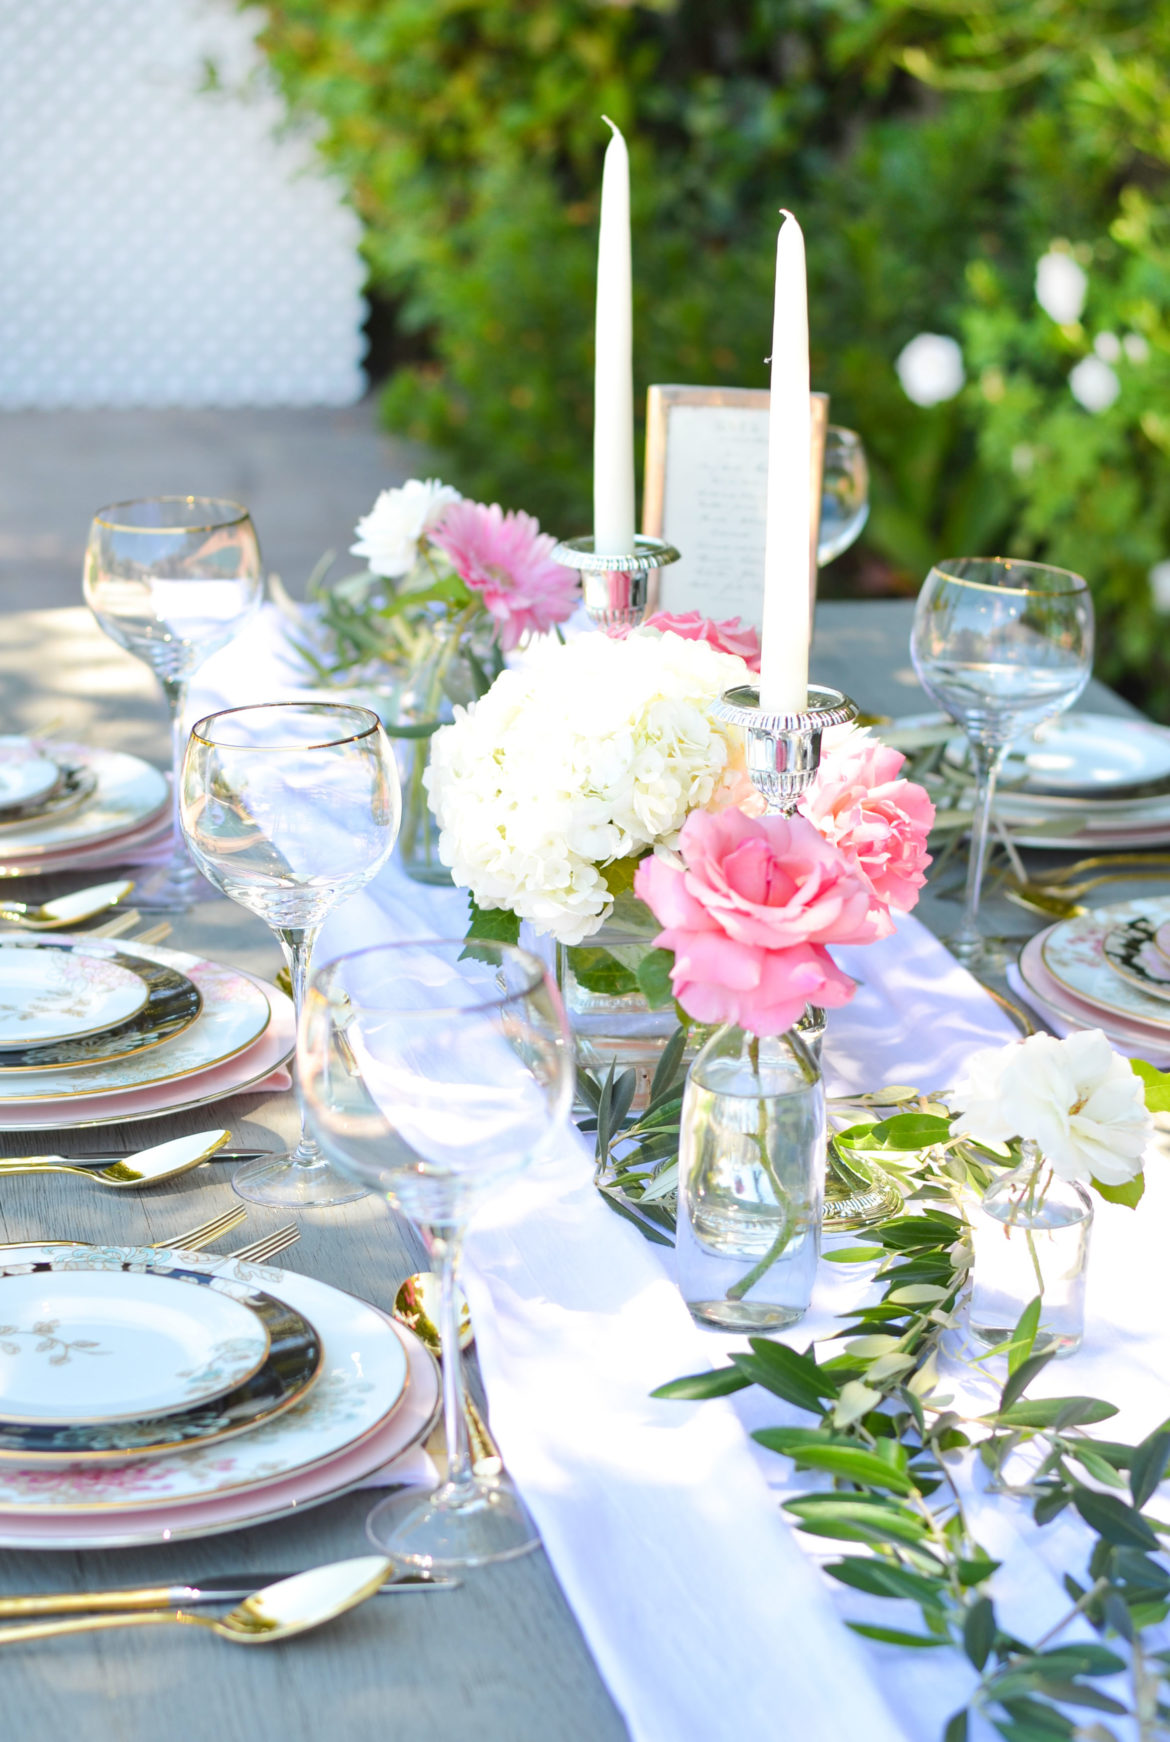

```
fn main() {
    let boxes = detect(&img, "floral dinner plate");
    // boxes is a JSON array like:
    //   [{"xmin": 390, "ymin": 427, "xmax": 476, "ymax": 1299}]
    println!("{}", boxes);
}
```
[
  {"xmin": 0, "ymin": 946, "xmax": 201, "ymax": 1073},
  {"xmin": 1040, "ymin": 896, "xmax": 1170, "ymax": 1031},
  {"xmin": 1102, "ymin": 918, "xmax": 1170, "ymax": 1005},
  {"xmin": 0, "ymin": 743, "xmax": 61, "ymax": 813},
  {"xmin": 0, "ymin": 938, "xmax": 149, "ymax": 1046}
]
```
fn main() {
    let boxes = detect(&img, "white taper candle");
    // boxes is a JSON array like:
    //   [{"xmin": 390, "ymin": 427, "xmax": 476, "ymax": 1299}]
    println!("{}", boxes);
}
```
[
  {"xmin": 758, "ymin": 210, "xmax": 811, "ymax": 713},
  {"xmin": 593, "ymin": 117, "xmax": 636, "ymax": 556}
]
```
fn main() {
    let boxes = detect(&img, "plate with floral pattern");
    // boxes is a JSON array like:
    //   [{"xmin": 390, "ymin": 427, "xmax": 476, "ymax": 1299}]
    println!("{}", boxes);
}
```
[
  {"xmin": 0, "ymin": 1265, "xmax": 271, "ymax": 1425},
  {"xmin": 1102, "ymin": 917, "xmax": 1170, "ymax": 1005},
  {"xmin": 0, "ymin": 744, "xmax": 168, "ymax": 860},
  {"xmin": 0, "ymin": 944, "xmax": 201, "ymax": 1073},
  {"xmin": 0, "ymin": 742, "xmax": 62, "ymax": 813},
  {"xmin": 0, "ymin": 939, "xmax": 149, "ymax": 1046},
  {"xmin": 1041, "ymin": 896, "xmax": 1170, "ymax": 1030},
  {"xmin": 0, "ymin": 1255, "xmax": 322, "ymax": 1465},
  {"xmin": 0, "ymin": 1244, "xmax": 410, "ymax": 1513}
]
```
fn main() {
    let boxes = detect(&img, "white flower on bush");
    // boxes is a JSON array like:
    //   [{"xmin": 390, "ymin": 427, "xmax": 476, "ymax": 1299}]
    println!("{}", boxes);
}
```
[
  {"xmin": 1124, "ymin": 332, "xmax": 1150, "ymax": 364},
  {"xmin": 1094, "ymin": 331, "xmax": 1121, "ymax": 363},
  {"xmin": 1035, "ymin": 251, "xmax": 1087, "ymax": 324},
  {"xmin": 1069, "ymin": 355, "xmax": 1120, "ymax": 413},
  {"xmin": 949, "ymin": 1029, "xmax": 1152, "ymax": 1187},
  {"xmin": 895, "ymin": 333, "xmax": 965, "ymax": 407},
  {"xmin": 1150, "ymin": 561, "xmax": 1170, "ymax": 614},
  {"xmin": 424, "ymin": 631, "xmax": 751, "ymax": 944},
  {"xmin": 351, "ymin": 478, "xmax": 462, "ymax": 578}
]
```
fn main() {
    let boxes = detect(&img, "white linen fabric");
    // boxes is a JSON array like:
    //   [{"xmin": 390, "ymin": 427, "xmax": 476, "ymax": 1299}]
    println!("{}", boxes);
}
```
[{"xmin": 191, "ymin": 613, "xmax": 1168, "ymax": 1742}]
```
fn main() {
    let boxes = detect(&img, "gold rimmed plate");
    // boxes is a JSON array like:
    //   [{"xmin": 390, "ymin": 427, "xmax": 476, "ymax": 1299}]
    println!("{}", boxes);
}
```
[
  {"xmin": 0, "ymin": 938, "xmax": 150, "ymax": 1047},
  {"xmin": 0, "ymin": 946, "xmax": 201, "ymax": 1073},
  {"xmin": 1102, "ymin": 916, "xmax": 1170, "ymax": 1005},
  {"xmin": 0, "ymin": 764, "xmax": 97, "ymax": 832},
  {"xmin": 1040, "ymin": 895, "xmax": 1170, "ymax": 1030}
]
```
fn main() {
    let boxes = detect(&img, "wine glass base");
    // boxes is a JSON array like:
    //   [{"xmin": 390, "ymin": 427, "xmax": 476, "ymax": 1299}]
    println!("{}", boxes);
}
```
[
  {"xmin": 365, "ymin": 1474, "xmax": 539, "ymax": 1571},
  {"xmin": 231, "ymin": 1152, "xmax": 369, "ymax": 1208},
  {"xmin": 945, "ymin": 933, "xmax": 1017, "ymax": 975},
  {"xmin": 131, "ymin": 861, "xmax": 201, "ymax": 913}
]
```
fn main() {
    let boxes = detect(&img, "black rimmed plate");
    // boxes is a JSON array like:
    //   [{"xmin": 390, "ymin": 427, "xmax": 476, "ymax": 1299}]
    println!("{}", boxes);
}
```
[
  {"xmin": 0, "ymin": 1253, "xmax": 323, "ymax": 1465},
  {"xmin": 0, "ymin": 945, "xmax": 202, "ymax": 1073}
]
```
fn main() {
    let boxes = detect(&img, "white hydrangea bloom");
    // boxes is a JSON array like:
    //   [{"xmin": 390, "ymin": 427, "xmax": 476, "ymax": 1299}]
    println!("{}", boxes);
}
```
[
  {"xmin": 895, "ymin": 333, "xmax": 965, "ymax": 407},
  {"xmin": 1069, "ymin": 355, "xmax": 1120, "ymax": 413},
  {"xmin": 1035, "ymin": 251, "xmax": 1087, "ymax": 324},
  {"xmin": 949, "ymin": 1029, "xmax": 1152, "ymax": 1186},
  {"xmin": 350, "ymin": 478, "xmax": 462, "ymax": 578},
  {"xmin": 424, "ymin": 631, "xmax": 751, "ymax": 944}
]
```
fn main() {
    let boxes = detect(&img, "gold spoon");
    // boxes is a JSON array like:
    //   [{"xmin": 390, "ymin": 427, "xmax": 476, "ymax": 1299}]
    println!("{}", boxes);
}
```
[
  {"xmin": 0, "ymin": 880, "xmax": 134, "ymax": 931},
  {"xmin": 0, "ymin": 1129, "xmax": 231, "ymax": 1188},
  {"xmin": 393, "ymin": 1273, "xmax": 501, "ymax": 1476},
  {"xmin": 0, "ymin": 1557, "xmax": 392, "ymax": 1648}
]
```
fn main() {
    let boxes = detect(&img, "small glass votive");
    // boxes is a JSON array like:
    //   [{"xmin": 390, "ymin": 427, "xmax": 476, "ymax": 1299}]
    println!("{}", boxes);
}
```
[
  {"xmin": 968, "ymin": 1165, "xmax": 1093, "ymax": 1358},
  {"xmin": 676, "ymin": 1023, "xmax": 825, "ymax": 1331}
]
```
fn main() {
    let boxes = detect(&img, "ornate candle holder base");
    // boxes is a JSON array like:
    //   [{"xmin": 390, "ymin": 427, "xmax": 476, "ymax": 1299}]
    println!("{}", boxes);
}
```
[
  {"xmin": 550, "ymin": 534, "xmax": 680, "ymax": 633},
  {"xmin": 716, "ymin": 681, "xmax": 897, "ymax": 1230}
]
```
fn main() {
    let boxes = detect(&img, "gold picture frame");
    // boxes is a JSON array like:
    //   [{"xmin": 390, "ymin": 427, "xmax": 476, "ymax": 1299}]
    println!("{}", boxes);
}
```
[{"xmin": 641, "ymin": 385, "xmax": 829, "ymax": 623}]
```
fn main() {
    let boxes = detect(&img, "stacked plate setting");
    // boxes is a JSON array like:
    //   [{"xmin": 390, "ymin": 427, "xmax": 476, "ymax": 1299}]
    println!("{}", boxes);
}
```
[
  {"xmin": 0, "ymin": 735, "xmax": 170, "ymax": 873},
  {"xmin": 1015, "ymin": 895, "xmax": 1170, "ymax": 1063},
  {"xmin": 0, "ymin": 933, "xmax": 297, "ymax": 1130},
  {"xmin": 0, "ymin": 1244, "xmax": 440, "ymax": 1548}
]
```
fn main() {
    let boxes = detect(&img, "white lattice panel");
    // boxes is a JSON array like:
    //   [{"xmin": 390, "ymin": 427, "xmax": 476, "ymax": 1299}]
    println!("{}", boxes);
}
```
[{"xmin": 0, "ymin": 0, "xmax": 366, "ymax": 407}]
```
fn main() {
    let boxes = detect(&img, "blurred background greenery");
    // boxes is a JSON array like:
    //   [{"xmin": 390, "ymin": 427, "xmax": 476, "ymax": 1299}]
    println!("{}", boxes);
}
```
[{"xmin": 245, "ymin": 0, "xmax": 1170, "ymax": 713}]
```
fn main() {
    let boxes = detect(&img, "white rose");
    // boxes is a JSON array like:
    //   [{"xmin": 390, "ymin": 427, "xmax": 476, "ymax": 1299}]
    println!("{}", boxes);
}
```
[{"xmin": 350, "ymin": 478, "xmax": 462, "ymax": 578}]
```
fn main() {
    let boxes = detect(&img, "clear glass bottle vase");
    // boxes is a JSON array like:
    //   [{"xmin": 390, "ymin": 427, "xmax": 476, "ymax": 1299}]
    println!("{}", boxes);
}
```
[
  {"xmin": 968, "ymin": 1145, "xmax": 1093, "ymax": 1358},
  {"xmin": 677, "ymin": 1023, "xmax": 825, "ymax": 1331}
]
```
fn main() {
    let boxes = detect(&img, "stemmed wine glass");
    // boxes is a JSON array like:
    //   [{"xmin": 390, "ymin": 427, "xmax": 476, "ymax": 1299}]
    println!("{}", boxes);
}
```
[
  {"xmin": 911, "ymin": 557, "xmax": 1094, "ymax": 966},
  {"xmin": 180, "ymin": 703, "xmax": 401, "ymax": 1208},
  {"xmin": 83, "ymin": 498, "xmax": 263, "ymax": 907},
  {"xmin": 817, "ymin": 427, "xmax": 869, "ymax": 566},
  {"xmin": 299, "ymin": 939, "xmax": 573, "ymax": 1569}
]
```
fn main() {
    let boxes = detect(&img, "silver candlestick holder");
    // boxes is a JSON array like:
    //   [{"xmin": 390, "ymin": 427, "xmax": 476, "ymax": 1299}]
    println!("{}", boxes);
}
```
[
  {"xmin": 550, "ymin": 534, "xmax": 680, "ymax": 633},
  {"xmin": 716, "ymin": 679, "xmax": 901, "ymax": 1232}
]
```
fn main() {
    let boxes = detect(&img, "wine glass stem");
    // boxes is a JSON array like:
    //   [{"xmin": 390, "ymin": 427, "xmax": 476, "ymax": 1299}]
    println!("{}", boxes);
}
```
[
  {"xmin": 422, "ymin": 1223, "xmax": 474, "ymax": 1494},
  {"xmin": 955, "ymin": 740, "xmax": 1008, "ymax": 963},
  {"xmin": 276, "ymin": 922, "xmax": 324, "ymax": 1168},
  {"xmin": 162, "ymin": 676, "xmax": 190, "ymax": 869}
]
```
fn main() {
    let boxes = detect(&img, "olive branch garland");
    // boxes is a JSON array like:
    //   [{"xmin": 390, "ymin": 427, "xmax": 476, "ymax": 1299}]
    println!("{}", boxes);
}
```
[{"xmin": 577, "ymin": 1051, "xmax": 1170, "ymax": 1742}]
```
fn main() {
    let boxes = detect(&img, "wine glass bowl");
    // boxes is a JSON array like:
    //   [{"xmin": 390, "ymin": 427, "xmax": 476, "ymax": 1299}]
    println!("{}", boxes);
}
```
[
  {"xmin": 181, "ymin": 702, "xmax": 401, "ymax": 1208},
  {"xmin": 817, "ymin": 427, "xmax": 869, "ymax": 567},
  {"xmin": 911, "ymin": 557, "xmax": 1094, "ymax": 965},
  {"xmin": 83, "ymin": 497, "xmax": 263, "ymax": 906},
  {"xmin": 300, "ymin": 939, "xmax": 573, "ymax": 1569}
]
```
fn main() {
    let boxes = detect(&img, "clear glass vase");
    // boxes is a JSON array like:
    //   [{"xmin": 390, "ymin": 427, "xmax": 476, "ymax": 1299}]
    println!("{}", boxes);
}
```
[
  {"xmin": 677, "ymin": 1023, "xmax": 825, "ymax": 1331},
  {"xmin": 969, "ymin": 1149, "xmax": 1093, "ymax": 1358},
  {"xmin": 393, "ymin": 619, "xmax": 489, "ymax": 886},
  {"xmin": 555, "ymin": 927, "xmax": 698, "ymax": 1111}
]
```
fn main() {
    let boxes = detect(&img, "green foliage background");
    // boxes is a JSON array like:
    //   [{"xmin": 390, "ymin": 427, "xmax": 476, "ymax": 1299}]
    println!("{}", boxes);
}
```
[{"xmin": 246, "ymin": 0, "xmax": 1170, "ymax": 714}]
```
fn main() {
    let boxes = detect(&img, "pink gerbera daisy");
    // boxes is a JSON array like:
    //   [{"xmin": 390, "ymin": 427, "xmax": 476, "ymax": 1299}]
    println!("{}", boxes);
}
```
[{"xmin": 430, "ymin": 500, "xmax": 578, "ymax": 651}]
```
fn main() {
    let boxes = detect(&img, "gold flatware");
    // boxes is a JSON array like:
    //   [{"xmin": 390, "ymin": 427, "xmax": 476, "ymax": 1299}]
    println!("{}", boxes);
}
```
[
  {"xmin": 0, "ymin": 1558, "xmax": 392, "ymax": 1648},
  {"xmin": 0, "ymin": 1205, "xmax": 248, "ymax": 1257},
  {"xmin": 393, "ymin": 1273, "xmax": 500, "ymax": 1477},
  {"xmin": 0, "ymin": 1129, "xmax": 230, "ymax": 1189},
  {"xmin": 1016, "ymin": 851, "xmax": 1170, "ymax": 885},
  {"xmin": 0, "ymin": 880, "xmax": 134, "ymax": 931},
  {"xmin": 228, "ymin": 1223, "xmax": 300, "ymax": 1263},
  {"xmin": 0, "ymin": 1566, "xmax": 459, "ymax": 1617}
]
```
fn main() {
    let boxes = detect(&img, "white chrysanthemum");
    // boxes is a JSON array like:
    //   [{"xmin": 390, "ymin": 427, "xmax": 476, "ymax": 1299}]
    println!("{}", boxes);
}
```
[
  {"xmin": 950, "ymin": 1029, "xmax": 1152, "ymax": 1186},
  {"xmin": 351, "ymin": 478, "xmax": 462, "ymax": 578},
  {"xmin": 895, "ymin": 333, "xmax": 965, "ymax": 407},
  {"xmin": 1035, "ymin": 251, "xmax": 1087, "ymax": 324},
  {"xmin": 424, "ymin": 631, "xmax": 751, "ymax": 944}
]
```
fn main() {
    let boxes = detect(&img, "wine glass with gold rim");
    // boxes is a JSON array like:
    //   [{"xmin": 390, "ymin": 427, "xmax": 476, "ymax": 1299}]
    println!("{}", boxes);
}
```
[{"xmin": 181, "ymin": 702, "xmax": 401, "ymax": 1208}]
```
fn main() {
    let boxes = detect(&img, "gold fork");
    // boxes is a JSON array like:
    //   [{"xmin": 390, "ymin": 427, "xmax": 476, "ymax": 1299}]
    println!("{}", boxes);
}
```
[
  {"xmin": 227, "ymin": 1224, "xmax": 300, "ymax": 1264},
  {"xmin": 0, "ymin": 1205, "xmax": 247, "ymax": 1256}
]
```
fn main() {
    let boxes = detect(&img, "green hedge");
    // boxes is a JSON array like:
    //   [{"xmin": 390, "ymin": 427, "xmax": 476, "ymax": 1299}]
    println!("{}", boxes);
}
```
[{"xmin": 247, "ymin": 0, "xmax": 1170, "ymax": 712}]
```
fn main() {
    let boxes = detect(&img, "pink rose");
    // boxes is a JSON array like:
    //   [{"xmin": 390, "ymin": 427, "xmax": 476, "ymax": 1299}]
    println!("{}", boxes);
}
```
[
  {"xmin": 638, "ymin": 612, "xmax": 762, "ymax": 671},
  {"xmin": 633, "ymin": 807, "xmax": 883, "ymax": 1035},
  {"xmin": 801, "ymin": 734, "xmax": 934, "ymax": 913}
]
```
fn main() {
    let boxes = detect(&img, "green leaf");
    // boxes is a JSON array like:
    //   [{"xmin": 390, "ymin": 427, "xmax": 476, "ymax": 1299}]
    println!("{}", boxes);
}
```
[
  {"xmin": 1007, "ymin": 1297, "xmax": 1042, "ymax": 1376},
  {"xmin": 1068, "ymin": 1445, "xmax": 1128, "ymax": 1490},
  {"xmin": 635, "ymin": 949, "xmax": 676, "ymax": 1010},
  {"xmin": 943, "ymin": 1710, "xmax": 969, "ymax": 1742},
  {"xmin": 783, "ymin": 1494, "xmax": 930, "ymax": 1546},
  {"xmin": 865, "ymin": 1112, "xmax": 954, "ymax": 1148},
  {"xmin": 651, "ymin": 1368, "xmax": 749, "ymax": 1401},
  {"xmin": 1034, "ymin": 1644, "xmax": 1125, "ymax": 1676},
  {"xmin": 848, "ymin": 1623, "xmax": 949, "ymax": 1649},
  {"xmin": 1092, "ymin": 1172, "xmax": 1144, "ymax": 1208},
  {"xmin": 752, "ymin": 1438, "xmax": 914, "ymax": 1492},
  {"xmin": 566, "ymin": 946, "xmax": 640, "ymax": 997},
  {"xmin": 995, "ymin": 1398, "xmax": 1118, "ymax": 1430},
  {"xmin": 462, "ymin": 897, "xmax": 521, "ymax": 962},
  {"xmin": 731, "ymin": 1340, "xmax": 839, "ymax": 1413},
  {"xmin": 648, "ymin": 1024, "xmax": 688, "ymax": 1107},
  {"xmin": 1000, "ymin": 1348, "xmax": 1054, "ymax": 1411},
  {"xmin": 1129, "ymin": 1427, "xmax": 1170, "ymax": 1510},
  {"xmin": 963, "ymin": 1595, "xmax": 996, "ymax": 1669},
  {"xmin": 379, "ymin": 718, "xmax": 442, "ymax": 739},
  {"xmin": 827, "ymin": 1557, "xmax": 946, "ymax": 1606},
  {"xmin": 822, "ymin": 1246, "xmax": 884, "ymax": 1264},
  {"xmin": 1131, "ymin": 1056, "xmax": 1170, "ymax": 1114},
  {"xmin": 596, "ymin": 1189, "xmax": 674, "ymax": 1247},
  {"xmin": 1073, "ymin": 1487, "xmax": 1160, "ymax": 1550},
  {"xmin": 601, "ymin": 857, "xmax": 644, "ymax": 900}
]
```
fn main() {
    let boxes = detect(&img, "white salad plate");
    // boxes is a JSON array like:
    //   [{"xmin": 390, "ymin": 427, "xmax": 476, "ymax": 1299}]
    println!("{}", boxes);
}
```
[
  {"xmin": 0, "ymin": 1266, "xmax": 271, "ymax": 1426},
  {"xmin": 0, "ymin": 939, "xmax": 150, "ymax": 1046},
  {"xmin": 0, "ymin": 1245, "xmax": 416, "ymax": 1524},
  {"xmin": 0, "ymin": 937, "xmax": 271, "ymax": 1104},
  {"xmin": 0, "ymin": 743, "xmax": 167, "ymax": 860},
  {"xmin": 0, "ymin": 743, "xmax": 61, "ymax": 813},
  {"xmin": 944, "ymin": 712, "xmax": 1170, "ymax": 798},
  {"xmin": 1040, "ymin": 896, "xmax": 1170, "ymax": 1031}
]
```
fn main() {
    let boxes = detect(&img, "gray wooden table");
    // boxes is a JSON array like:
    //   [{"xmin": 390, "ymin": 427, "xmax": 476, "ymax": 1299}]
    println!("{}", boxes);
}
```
[{"xmin": 0, "ymin": 602, "xmax": 1142, "ymax": 1742}]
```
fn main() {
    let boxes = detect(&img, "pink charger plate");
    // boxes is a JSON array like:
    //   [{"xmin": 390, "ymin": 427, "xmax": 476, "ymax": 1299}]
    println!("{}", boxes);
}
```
[
  {"xmin": 0, "ymin": 966, "xmax": 294, "ymax": 1131},
  {"xmin": 1018, "ymin": 930, "xmax": 1170, "ymax": 1048},
  {"xmin": 0, "ymin": 1314, "xmax": 440, "ymax": 1549}
]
